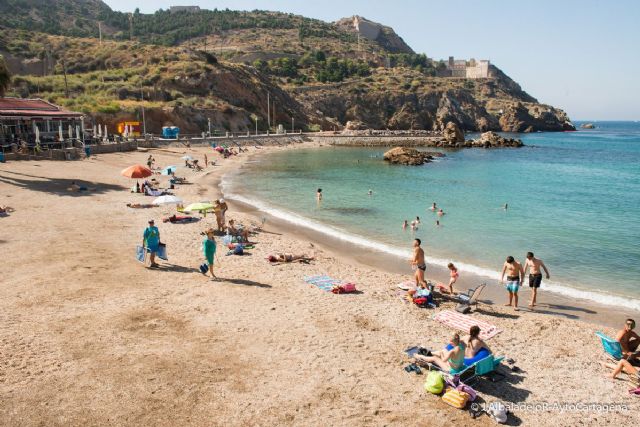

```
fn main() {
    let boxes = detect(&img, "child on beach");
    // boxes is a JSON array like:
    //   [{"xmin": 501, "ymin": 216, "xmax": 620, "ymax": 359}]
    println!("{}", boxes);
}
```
[
  {"xmin": 447, "ymin": 263, "xmax": 459, "ymax": 294},
  {"xmin": 202, "ymin": 228, "xmax": 217, "ymax": 280}
]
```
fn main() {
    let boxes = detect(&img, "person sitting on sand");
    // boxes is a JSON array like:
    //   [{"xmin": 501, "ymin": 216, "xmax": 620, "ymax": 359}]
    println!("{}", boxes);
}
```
[
  {"xmin": 500, "ymin": 255, "xmax": 524, "ymax": 311},
  {"xmin": 0, "ymin": 205, "xmax": 15, "ymax": 214},
  {"xmin": 127, "ymin": 203, "xmax": 158, "ymax": 209},
  {"xmin": 463, "ymin": 325, "xmax": 490, "ymax": 358},
  {"xmin": 193, "ymin": 159, "xmax": 203, "ymax": 171},
  {"xmin": 616, "ymin": 319, "xmax": 640, "ymax": 362},
  {"xmin": 185, "ymin": 159, "xmax": 194, "ymax": 168},
  {"xmin": 227, "ymin": 219, "xmax": 250, "ymax": 242},
  {"xmin": 413, "ymin": 333, "xmax": 466, "ymax": 373},
  {"xmin": 447, "ymin": 262, "xmax": 459, "ymax": 294},
  {"xmin": 267, "ymin": 253, "xmax": 315, "ymax": 263},
  {"xmin": 68, "ymin": 181, "xmax": 90, "ymax": 192}
]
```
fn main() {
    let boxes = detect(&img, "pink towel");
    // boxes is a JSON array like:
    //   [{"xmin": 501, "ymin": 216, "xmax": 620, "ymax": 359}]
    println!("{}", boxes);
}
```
[{"xmin": 433, "ymin": 310, "xmax": 502, "ymax": 340}]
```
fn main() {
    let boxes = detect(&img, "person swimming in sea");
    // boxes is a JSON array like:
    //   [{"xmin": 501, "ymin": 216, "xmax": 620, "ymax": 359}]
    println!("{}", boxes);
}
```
[
  {"xmin": 415, "ymin": 216, "xmax": 420, "ymax": 224},
  {"xmin": 503, "ymin": 203, "xmax": 508, "ymax": 210},
  {"xmin": 368, "ymin": 189, "xmax": 373, "ymax": 196},
  {"xmin": 402, "ymin": 220, "xmax": 408, "ymax": 229},
  {"xmin": 435, "ymin": 220, "xmax": 441, "ymax": 227},
  {"xmin": 437, "ymin": 209, "xmax": 445, "ymax": 217},
  {"xmin": 429, "ymin": 202, "xmax": 437, "ymax": 211}
]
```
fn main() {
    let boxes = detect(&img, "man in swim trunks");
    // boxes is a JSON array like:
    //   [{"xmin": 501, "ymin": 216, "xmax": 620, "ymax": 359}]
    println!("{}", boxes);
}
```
[
  {"xmin": 500, "ymin": 255, "xmax": 523, "ymax": 311},
  {"xmin": 522, "ymin": 251, "xmax": 550, "ymax": 309},
  {"xmin": 616, "ymin": 319, "xmax": 640, "ymax": 363},
  {"xmin": 409, "ymin": 238, "xmax": 428, "ymax": 288}
]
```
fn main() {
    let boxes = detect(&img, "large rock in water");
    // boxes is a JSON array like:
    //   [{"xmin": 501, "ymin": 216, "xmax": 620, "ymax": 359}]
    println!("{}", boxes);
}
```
[
  {"xmin": 383, "ymin": 147, "xmax": 443, "ymax": 165},
  {"xmin": 442, "ymin": 121, "xmax": 465, "ymax": 145},
  {"xmin": 468, "ymin": 131, "xmax": 523, "ymax": 148}
]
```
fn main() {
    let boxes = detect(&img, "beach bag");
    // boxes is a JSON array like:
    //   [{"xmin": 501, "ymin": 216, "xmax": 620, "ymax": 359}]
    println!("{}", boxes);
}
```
[
  {"xmin": 424, "ymin": 371, "xmax": 445, "ymax": 394},
  {"xmin": 457, "ymin": 384, "xmax": 477, "ymax": 402},
  {"xmin": 442, "ymin": 388, "xmax": 470, "ymax": 409},
  {"xmin": 456, "ymin": 303, "xmax": 471, "ymax": 314},
  {"xmin": 157, "ymin": 243, "xmax": 168, "ymax": 261},
  {"xmin": 487, "ymin": 401, "xmax": 508, "ymax": 424},
  {"xmin": 233, "ymin": 244, "xmax": 244, "ymax": 255},
  {"xmin": 135, "ymin": 245, "xmax": 146, "ymax": 264}
]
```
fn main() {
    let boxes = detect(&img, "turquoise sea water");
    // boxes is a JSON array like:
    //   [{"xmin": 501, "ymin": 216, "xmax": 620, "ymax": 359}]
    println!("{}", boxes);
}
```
[{"xmin": 225, "ymin": 122, "xmax": 640, "ymax": 310}]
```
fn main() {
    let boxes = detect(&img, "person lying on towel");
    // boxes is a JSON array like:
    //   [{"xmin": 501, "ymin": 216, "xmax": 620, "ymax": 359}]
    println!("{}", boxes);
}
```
[
  {"xmin": 267, "ymin": 253, "xmax": 315, "ymax": 263},
  {"xmin": 127, "ymin": 203, "xmax": 158, "ymax": 209}
]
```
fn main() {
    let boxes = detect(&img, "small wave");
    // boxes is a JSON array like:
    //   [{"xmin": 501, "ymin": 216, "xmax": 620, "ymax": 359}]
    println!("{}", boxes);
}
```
[{"xmin": 222, "ymin": 179, "xmax": 640, "ymax": 312}]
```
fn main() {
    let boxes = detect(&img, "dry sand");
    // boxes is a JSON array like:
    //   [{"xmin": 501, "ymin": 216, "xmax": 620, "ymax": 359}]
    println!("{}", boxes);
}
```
[{"xmin": 0, "ymin": 142, "xmax": 638, "ymax": 426}]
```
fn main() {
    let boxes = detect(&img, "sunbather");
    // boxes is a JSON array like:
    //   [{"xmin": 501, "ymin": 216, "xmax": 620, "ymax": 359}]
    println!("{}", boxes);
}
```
[
  {"xmin": 68, "ymin": 181, "xmax": 93, "ymax": 192},
  {"xmin": 413, "ymin": 333, "xmax": 466, "ymax": 373},
  {"xmin": 127, "ymin": 203, "xmax": 158, "ymax": 209},
  {"xmin": 0, "ymin": 205, "xmax": 14, "ymax": 214},
  {"xmin": 267, "ymin": 253, "xmax": 315, "ymax": 263},
  {"xmin": 463, "ymin": 325, "xmax": 491, "ymax": 358},
  {"xmin": 616, "ymin": 319, "xmax": 640, "ymax": 362},
  {"xmin": 163, "ymin": 214, "xmax": 196, "ymax": 223},
  {"xmin": 227, "ymin": 219, "xmax": 249, "ymax": 242}
]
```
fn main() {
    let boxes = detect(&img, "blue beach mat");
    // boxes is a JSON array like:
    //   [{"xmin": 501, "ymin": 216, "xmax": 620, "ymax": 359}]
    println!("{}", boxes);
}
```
[{"xmin": 303, "ymin": 275, "xmax": 344, "ymax": 292}]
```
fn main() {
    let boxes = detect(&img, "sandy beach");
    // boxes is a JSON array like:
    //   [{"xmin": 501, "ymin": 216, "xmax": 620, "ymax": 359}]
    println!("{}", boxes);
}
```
[{"xmin": 1, "ymin": 141, "xmax": 638, "ymax": 426}]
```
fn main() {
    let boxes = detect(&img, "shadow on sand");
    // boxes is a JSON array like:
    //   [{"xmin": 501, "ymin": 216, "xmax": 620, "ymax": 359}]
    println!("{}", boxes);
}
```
[{"xmin": 0, "ymin": 170, "xmax": 124, "ymax": 197}]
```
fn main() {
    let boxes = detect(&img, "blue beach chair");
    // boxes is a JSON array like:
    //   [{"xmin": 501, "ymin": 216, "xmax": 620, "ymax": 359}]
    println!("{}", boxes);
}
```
[{"xmin": 595, "ymin": 332, "xmax": 622, "ymax": 361}]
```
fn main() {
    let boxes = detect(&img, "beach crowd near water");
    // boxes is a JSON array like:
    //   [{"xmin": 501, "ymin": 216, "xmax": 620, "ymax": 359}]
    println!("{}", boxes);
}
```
[{"xmin": 1, "ymin": 138, "xmax": 639, "ymax": 426}]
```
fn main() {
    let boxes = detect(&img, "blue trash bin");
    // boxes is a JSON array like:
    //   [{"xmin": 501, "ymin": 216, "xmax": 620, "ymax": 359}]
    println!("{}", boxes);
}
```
[
  {"xmin": 85, "ymin": 147, "xmax": 91, "ymax": 157},
  {"xmin": 0, "ymin": 152, "xmax": 5, "ymax": 163}
]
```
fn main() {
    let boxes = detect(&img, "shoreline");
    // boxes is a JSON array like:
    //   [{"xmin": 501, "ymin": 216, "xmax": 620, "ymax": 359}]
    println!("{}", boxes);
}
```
[
  {"xmin": 1, "ymin": 142, "xmax": 637, "ymax": 426},
  {"xmin": 219, "ymin": 143, "xmax": 640, "ymax": 329}
]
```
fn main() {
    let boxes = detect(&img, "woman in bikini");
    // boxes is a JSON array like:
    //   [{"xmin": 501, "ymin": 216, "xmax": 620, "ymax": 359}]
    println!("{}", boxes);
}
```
[{"xmin": 414, "ymin": 333, "xmax": 466, "ymax": 373}]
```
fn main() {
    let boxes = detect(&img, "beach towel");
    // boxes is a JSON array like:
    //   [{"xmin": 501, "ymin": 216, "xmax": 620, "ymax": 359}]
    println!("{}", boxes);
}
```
[
  {"xmin": 433, "ymin": 310, "xmax": 502, "ymax": 340},
  {"xmin": 396, "ymin": 289, "xmax": 411, "ymax": 304},
  {"xmin": 304, "ymin": 275, "xmax": 345, "ymax": 292},
  {"xmin": 397, "ymin": 280, "xmax": 414, "ymax": 291}
]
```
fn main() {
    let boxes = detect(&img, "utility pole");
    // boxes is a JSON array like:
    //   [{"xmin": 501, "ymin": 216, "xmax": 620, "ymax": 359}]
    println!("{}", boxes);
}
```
[
  {"xmin": 98, "ymin": 22, "xmax": 102, "ymax": 45},
  {"xmin": 129, "ymin": 13, "xmax": 133, "ymax": 40},
  {"xmin": 140, "ymin": 85, "xmax": 146, "ymax": 137},
  {"xmin": 267, "ymin": 92, "xmax": 270, "ymax": 130},
  {"xmin": 291, "ymin": 117, "xmax": 294, "ymax": 133},
  {"xmin": 208, "ymin": 118, "xmax": 211, "ymax": 136},
  {"xmin": 272, "ymin": 99, "xmax": 276, "ymax": 131},
  {"xmin": 61, "ymin": 58, "xmax": 69, "ymax": 98},
  {"xmin": 255, "ymin": 116, "xmax": 258, "ymax": 135}
]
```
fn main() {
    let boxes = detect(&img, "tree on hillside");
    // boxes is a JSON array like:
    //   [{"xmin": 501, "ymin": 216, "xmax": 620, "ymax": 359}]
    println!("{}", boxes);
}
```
[{"xmin": 0, "ymin": 55, "xmax": 11, "ymax": 96}]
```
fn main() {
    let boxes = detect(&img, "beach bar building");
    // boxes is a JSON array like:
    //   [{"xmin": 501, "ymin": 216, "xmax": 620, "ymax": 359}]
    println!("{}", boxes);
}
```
[{"xmin": 0, "ymin": 97, "xmax": 84, "ymax": 151}]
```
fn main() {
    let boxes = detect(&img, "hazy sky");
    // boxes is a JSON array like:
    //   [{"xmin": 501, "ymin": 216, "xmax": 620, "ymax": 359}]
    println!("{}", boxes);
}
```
[{"xmin": 103, "ymin": 0, "xmax": 640, "ymax": 120}]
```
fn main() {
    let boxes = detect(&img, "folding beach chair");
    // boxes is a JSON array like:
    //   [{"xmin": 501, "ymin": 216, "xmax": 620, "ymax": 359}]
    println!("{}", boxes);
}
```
[
  {"xmin": 473, "ymin": 354, "xmax": 505, "ymax": 383},
  {"xmin": 455, "ymin": 283, "xmax": 486, "ymax": 313},
  {"xmin": 595, "ymin": 332, "xmax": 622, "ymax": 361}
]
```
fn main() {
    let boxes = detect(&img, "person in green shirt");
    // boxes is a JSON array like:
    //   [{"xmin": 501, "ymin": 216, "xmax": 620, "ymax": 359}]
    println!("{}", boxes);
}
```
[
  {"xmin": 143, "ymin": 219, "xmax": 160, "ymax": 267},
  {"xmin": 203, "ymin": 228, "xmax": 217, "ymax": 279}
]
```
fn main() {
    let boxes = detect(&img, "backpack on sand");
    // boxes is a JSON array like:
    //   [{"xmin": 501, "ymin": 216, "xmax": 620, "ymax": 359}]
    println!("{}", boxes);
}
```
[{"xmin": 424, "ymin": 371, "xmax": 445, "ymax": 394}]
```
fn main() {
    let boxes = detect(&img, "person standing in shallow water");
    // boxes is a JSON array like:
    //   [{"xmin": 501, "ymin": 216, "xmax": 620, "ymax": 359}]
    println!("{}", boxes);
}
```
[
  {"xmin": 522, "ymin": 251, "xmax": 550, "ymax": 309},
  {"xmin": 316, "ymin": 188, "xmax": 322, "ymax": 202}
]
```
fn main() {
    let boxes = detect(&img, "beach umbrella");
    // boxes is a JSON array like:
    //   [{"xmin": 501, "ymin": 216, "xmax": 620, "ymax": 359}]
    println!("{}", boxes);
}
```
[
  {"xmin": 97, "ymin": 124, "xmax": 102, "ymax": 138},
  {"xmin": 184, "ymin": 202, "xmax": 214, "ymax": 212},
  {"xmin": 58, "ymin": 122, "xmax": 64, "ymax": 142},
  {"xmin": 153, "ymin": 195, "xmax": 183, "ymax": 205},
  {"xmin": 161, "ymin": 165, "xmax": 178, "ymax": 175},
  {"xmin": 68, "ymin": 124, "xmax": 73, "ymax": 139},
  {"xmin": 93, "ymin": 124, "xmax": 97, "ymax": 138},
  {"xmin": 182, "ymin": 155, "xmax": 193, "ymax": 160},
  {"xmin": 103, "ymin": 124, "xmax": 108, "ymax": 141},
  {"xmin": 76, "ymin": 125, "xmax": 81, "ymax": 141},
  {"xmin": 120, "ymin": 164, "xmax": 153, "ymax": 179}
]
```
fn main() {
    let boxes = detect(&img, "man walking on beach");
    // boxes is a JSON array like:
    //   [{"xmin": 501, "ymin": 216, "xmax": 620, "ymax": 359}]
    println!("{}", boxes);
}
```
[
  {"xmin": 410, "ymin": 238, "xmax": 428, "ymax": 288},
  {"xmin": 500, "ymin": 256, "xmax": 524, "ymax": 311},
  {"xmin": 523, "ymin": 251, "xmax": 550, "ymax": 309},
  {"xmin": 143, "ymin": 219, "xmax": 161, "ymax": 268}
]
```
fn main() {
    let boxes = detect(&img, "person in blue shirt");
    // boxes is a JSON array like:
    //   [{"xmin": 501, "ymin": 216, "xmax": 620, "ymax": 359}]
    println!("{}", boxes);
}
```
[
  {"xmin": 203, "ymin": 228, "xmax": 217, "ymax": 279},
  {"xmin": 143, "ymin": 219, "xmax": 160, "ymax": 267}
]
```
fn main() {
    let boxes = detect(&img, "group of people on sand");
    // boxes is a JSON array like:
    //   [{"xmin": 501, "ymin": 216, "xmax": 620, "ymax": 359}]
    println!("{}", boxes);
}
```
[{"xmin": 411, "ymin": 325, "xmax": 490, "ymax": 373}]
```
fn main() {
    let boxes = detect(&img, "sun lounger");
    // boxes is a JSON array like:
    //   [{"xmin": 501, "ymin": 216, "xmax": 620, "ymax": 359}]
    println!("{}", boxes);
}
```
[
  {"xmin": 433, "ymin": 310, "xmax": 502, "ymax": 340},
  {"xmin": 595, "ymin": 332, "xmax": 623, "ymax": 361}
]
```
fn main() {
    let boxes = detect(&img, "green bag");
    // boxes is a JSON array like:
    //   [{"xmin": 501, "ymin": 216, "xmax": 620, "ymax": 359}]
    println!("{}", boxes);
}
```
[{"xmin": 424, "ymin": 371, "xmax": 445, "ymax": 394}]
